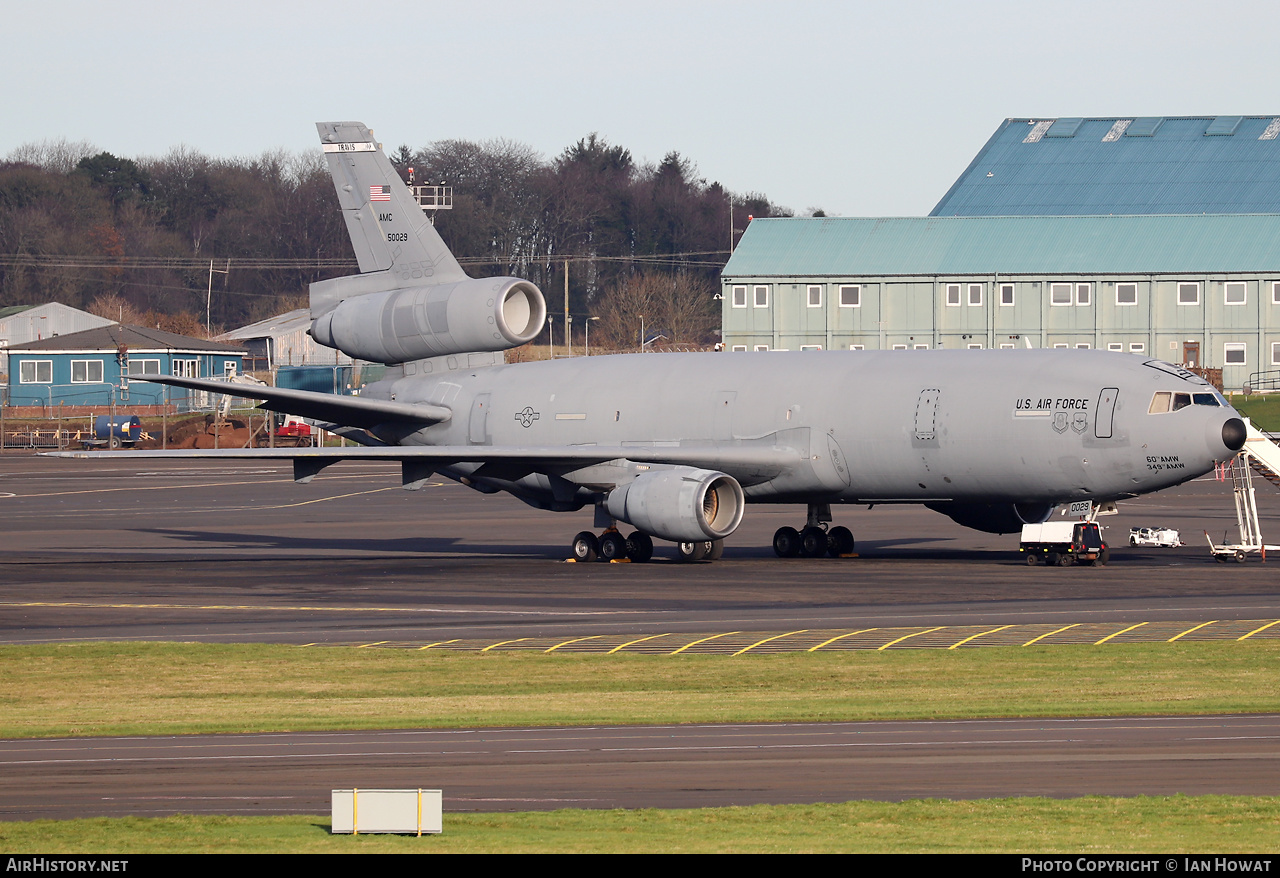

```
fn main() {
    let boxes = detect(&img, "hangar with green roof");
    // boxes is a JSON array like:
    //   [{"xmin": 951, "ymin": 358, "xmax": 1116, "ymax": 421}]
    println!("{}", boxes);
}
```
[{"xmin": 721, "ymin": 115, "xmax": 1280, "ymax": 391}]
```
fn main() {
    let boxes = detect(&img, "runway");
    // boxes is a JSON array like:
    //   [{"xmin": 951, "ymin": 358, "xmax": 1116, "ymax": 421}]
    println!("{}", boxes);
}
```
[
  {"xmin": 2, "ymin": 715, "xmax": 1278, "ymax": 820},
  {"xmin": 2, "ymin": 454, "xmax": 1278, "ymax": 821}
]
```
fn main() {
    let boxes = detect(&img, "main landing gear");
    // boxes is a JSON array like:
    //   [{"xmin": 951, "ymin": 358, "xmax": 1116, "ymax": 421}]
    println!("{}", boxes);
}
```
[
  {"xmin": 569, "ymin": 529, "xmax": 725, "ymax": 563},
  {"xmin": 773, "ymin": 503, "xmax": 856, "ymax": 558}
]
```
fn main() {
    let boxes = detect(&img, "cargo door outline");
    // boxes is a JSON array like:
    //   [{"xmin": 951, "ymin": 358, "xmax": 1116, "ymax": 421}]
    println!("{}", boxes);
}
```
[{"xmin": 914, "ymin": 389, "xmax": 941, "ymax": 440}]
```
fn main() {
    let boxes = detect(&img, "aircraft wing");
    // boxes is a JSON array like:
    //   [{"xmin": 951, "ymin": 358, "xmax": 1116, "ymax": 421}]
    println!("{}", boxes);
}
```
[
  {"xmin": 45, "ymin": 444, "xmax": 800, "ymax": 487},
  {"xmin": 137, "ymin": 374, "xmax": 450, "ymax": 428}
]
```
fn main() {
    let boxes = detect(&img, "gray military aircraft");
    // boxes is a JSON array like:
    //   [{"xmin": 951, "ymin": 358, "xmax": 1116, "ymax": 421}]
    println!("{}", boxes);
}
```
[{"xmin": 56, "ymin": 122, "xmax": 1248, "ymax": 563}]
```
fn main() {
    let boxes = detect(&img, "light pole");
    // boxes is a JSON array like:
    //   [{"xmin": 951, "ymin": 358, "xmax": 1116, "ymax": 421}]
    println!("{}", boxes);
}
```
[
  {"xmin": 566, "ymin": 314, "xmax": 573, "ymax": 357},
  {"xmin": 639, "ymin": 315, "xmax": 645, "ymax": 353},
  {"xmin": 585, "ymin": 316, "xmax": 599, "ymax": 356},
  {"xmin": 547, "ymin": 316, "xmax": 554, "ymax": 359}
]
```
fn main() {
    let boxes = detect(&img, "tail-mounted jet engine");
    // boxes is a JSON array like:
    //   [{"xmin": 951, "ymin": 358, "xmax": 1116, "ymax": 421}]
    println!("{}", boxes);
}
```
[
  {"xmin": 925, "ymin": 501, "xmax": 1056, "ymax": 535},
  {"xmin": 310, "ymin": 277, "xmax": 546, "ymax": 364},
  {"xmin": 606, "ymin": 467, "xmax": 745, "ymax": 544}
]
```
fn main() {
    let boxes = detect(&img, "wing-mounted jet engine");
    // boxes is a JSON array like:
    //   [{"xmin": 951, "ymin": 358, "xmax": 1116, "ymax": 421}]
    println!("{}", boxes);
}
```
[{"xmin": 308, "ymin": 121, "xmax": 546, "ymax": 364}]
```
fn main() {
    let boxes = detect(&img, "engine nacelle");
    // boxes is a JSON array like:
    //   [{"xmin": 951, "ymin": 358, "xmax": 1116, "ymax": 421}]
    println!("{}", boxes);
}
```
[
  {"xmin": 310, "ymin": 276, "xmax": 546, "ymax": 364},
  {"xmin": 606, "ymin": 468, "xmax": 745, "ymax": 543},
  {"xmin": 925, "ymin": 501, "xmax": 1056, "ymax": 535}
]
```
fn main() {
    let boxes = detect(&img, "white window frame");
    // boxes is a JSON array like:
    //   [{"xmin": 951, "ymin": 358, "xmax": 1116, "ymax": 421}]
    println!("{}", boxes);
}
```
[
  {"xmin": 173, "ymin": 359, "xmax": 199, "ymax": 378},
  {"xmin": 70, "ymin": 359, "xmax": 104, "ymax": 384},
  {"xmin": 1272, "ymin": 281, "xmax": 1280, "ymax": 305},
  {"xmin": 1076, "ymin": 343, "xmax": 1091, "ymax": 350},
  {"xmin": 754, "ymin": 344, "xmax": 770, "ymax": 352},
  {"xmin": 1272, "ymin": 342, "xmax": 1280, "ymax": 366},
  {"xmin": 1075, "ymin": 283, "xmax": 1091, "ymax": 306},
  {"xmin": 1053, "ymin": 343, "xmax": 1070, "ymax": 349},
  {"xmin": 968, "ymin": 283, "xmax": 983, "ymax": 306},
  {"xmin": 128, "ymin": 359, "xmax": 161, "ymax": 376},
  {"xmin": 1116, "ymin": 283, "xmax": 1138, "ymax": 306},
  {"xmin": 730, "ymin": 345, "xmax": 747, "ymax": 352},
  {"xmin": 1224, "ymin": 342, "xmax": 1246, "ymax": 365},
  {"xmin": 731, "ymin": 285, "xmax": 747, "ymax": 308},
  {"xmin": 1108, "ymin": 343, "xmax": 1123, "ymax": 351},
  {"xmin": 19, "ymin": 360, "xmax": 52, "ymax": 384},
  {"xmin": 1000, "ymin": 343, "xmax": 1015, "ymax": 349},
  {"xmin": 800, "ymin": 344, "xmax": 823, "ymax": 351},
  {"xmin": 839, "ymin": 285, "xmax": 861, "ymax": 308},
  {"xmin": 945, "ymin": 284, "xmax": 961, "ymax": 307},
  {"xmin": 848, "ymin": 344, "xmax": 864, "ymax": 350},
  {"xmin": 1178, "ymin": 282, "xmax": 1200, "ymax": 306},
  {"xmin": 1000, "ymin": 284, "xmax": 1014, "ymax": 306},
  {"xmin": 1050, "ymin": 283, "xmax": 1073, "ymax": 306},
  {"xmin": 967, "ymin": 343, "xmax": 983, "ymax": 350},
  {"xmin": 1225, "ymin": 282, "xmax": 1247, "ymax": 306},
  {"xmin": 892, "ymin": 344, "xmax": 908, "ymax": 350},
  {"xmin": 753, "ymin": 285, "xmax": 769, "ymax": 308},
  {"xmin": 806, "ymin": 285, "xmax": 823, "ymax": 308},
  {"xmin": 1130, "ymin": 342, "xmax": 1146, "ymax": 354}
]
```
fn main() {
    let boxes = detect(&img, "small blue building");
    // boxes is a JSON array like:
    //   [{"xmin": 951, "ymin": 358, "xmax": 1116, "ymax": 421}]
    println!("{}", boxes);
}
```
[{"xmin": 6, "ymin": 324, "xmax": 246, "ymax": 410}]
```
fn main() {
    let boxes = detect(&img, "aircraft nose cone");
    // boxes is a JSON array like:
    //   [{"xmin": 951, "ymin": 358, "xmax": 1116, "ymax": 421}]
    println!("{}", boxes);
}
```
[{"xmin": 1222, "ymin": 417, "xmax": 1247, "ymax": 452}]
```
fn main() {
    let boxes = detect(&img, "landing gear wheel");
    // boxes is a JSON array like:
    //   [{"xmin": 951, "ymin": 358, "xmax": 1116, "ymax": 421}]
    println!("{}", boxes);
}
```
[
  {"xmin": 827, "ymin": 526, "xmax": 855, "ymax": 557},
  {"xmin": 706, "ymin": 539, "xmax": 725, "ymax": 561},
  {"xmin": 1025, "ymin": 554, "xmax": 1038, "ymax": 566},
  {"xmin": 676, "ymin": 541, "xmax": 709, "ymax": 562},
  {"xmin": 599, "ymin": 531, "xmax": 628, "ymax": 561},
  {"xmin": 800, "ymin": 526, "xmax": 829, "ymax": 558},
  {"xmin": 571, "ymin": 531, "xmax": 599, "ymax": 562},
  {"xmin": 626, "ymin": 531, "xmax": 654, "ymax": 563},
  {"xmin": 773, "ymin": 526, "xmax": 802, "ymax": 558}
]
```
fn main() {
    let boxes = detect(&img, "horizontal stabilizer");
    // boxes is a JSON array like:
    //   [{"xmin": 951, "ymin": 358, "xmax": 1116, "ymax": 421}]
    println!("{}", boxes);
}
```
[{"xmin": 138, "ymin": 374, "xmax": 451, "ymax": 428}]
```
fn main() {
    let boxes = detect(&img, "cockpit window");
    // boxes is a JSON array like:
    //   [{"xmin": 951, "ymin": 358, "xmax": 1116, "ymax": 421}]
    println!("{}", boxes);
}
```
[{"xmin": 1151, "ymin": 390, "xmax": 1220, "ymax": 413}]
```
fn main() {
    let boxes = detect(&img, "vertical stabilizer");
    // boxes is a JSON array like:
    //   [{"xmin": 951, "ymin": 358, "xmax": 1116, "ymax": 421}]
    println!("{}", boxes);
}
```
[{"xmin": 316, "ymin": 121, "xmax": 468, "ymax": 284}]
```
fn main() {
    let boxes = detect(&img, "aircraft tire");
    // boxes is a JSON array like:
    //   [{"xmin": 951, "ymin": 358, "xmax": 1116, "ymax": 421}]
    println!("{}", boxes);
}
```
[
  {"xmin": 599, "ymin": 531, "xmax": 628, "ymax": 561},
  {"xmin": 676, "ymin": 540, "xmax": 709, "ymax": 562},
  {"xmin": 773, "ymin": 527, "xmax": 802, "ymax": 558},
  {"xmin": 706, "ymin": 539, "xmax": 724, "ymax": 561},
  {"xmin": 799, "ymin": 526, "xmax": 828, "ymax": 558},
  {"xmin": 625, "ymin": 531, "xmax": 654, "ymax": 563},
  {"xmin": 572, "ymin": 531, "xmax": 599, "ymax": 562},
  {"xmin": 827, "ymin": 526, "xmax": 855, "ymax": 557}
]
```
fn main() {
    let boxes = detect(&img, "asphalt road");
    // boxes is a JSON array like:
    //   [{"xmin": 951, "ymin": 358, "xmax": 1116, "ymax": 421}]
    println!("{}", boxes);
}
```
[{"xmin": 1, "ymin": 454, "xmax": 1278, "ymax": 820}]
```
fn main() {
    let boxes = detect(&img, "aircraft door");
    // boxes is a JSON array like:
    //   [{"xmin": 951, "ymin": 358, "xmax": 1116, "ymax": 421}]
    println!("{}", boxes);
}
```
[
  {"xmin": 914, "ymin": 389, "xmax": 940, "ymax": 440},
  {"xmin": 1095, "ymin": 387, "xmax": 1118, "ymax": 439}
]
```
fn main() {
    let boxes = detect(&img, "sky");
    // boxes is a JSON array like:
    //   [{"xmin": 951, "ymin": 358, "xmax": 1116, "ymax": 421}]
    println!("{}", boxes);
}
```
[{"xmin": 5, "ymin": 0, "xmax": 1279, "ymax": 217}]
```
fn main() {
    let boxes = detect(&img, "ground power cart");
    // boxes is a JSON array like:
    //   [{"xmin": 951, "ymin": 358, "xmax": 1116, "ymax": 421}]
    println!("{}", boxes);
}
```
[{"xmin": 1020, "ymin": 521, "xmax": 1110, "ymax": 567}]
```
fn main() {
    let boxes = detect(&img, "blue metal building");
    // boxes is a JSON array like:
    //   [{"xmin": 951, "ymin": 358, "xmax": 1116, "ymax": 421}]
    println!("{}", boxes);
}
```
[
  {"xmin": 6, "ymin": 324, "xmax": 246, "ymax": 409},
  {"xmin": 932, "ymin": 116, "xmax": 1280, "ymax": 216}
]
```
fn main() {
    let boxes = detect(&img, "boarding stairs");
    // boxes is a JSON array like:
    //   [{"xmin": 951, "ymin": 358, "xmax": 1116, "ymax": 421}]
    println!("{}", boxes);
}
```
[{"xmin": 1207, "ymin": 419, "xmax": 1280, "ymax": 561}]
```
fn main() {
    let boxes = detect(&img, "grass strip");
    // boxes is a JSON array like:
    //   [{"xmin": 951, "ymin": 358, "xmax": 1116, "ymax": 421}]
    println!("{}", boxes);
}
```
[
  {"xmin": 0, "ymin": 641, "xmax": 1277, "ymax": 738},
  {"xmin": 2, "ymin": 797, "xmax": 1279, "ymax": 853}
]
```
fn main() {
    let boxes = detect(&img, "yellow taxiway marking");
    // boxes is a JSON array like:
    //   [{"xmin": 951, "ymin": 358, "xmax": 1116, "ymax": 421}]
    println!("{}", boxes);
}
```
[
  {"xmin": 1022, "ymin": 623, "xmax": 1081, "ymax": 646},
  {"xmin": 545, "ymin": 635, "xmax": 603, "ymax": 653},
  {"xmin": 808, "ymin": 629, "xmax": 879, "ymax": 651},
  {"xmin": 607, "ymin": 633, "xmax": 671, "ymax": 654},
  {"xmin": 1168, "ymin": 621, "xmax": 1218, "ymax": 642},
  {"xmin": 419, "ymin": 639, "xmax": 460, "ymax": 650},
  {"xmin": 1240, "ymin": 620, "xmax": 1280, "ymax": 641},
  {"xmin": 356, "ymin": 641, "xmax": 389, "ymax": 648},
  {"xmin": 948, "ymin": 625, "xmax": 1014, "ymax": 649},
  {"xmin": 1095, "ymin": 622, "xmax": 1148, "ymax": 644},
  {"xmin": 481, "ymin": 638, "xmax": 530, "ymax": 652},
  {"xmin": 733, "ymin": 630, "xmax": 809, "ymax": 656},
  {"xmin": 877, "ymin": 627, "xmax": 944, "ymax": 651},
  {"xmin": 670, "ymin": 632, "xmax": 740, "ymax": 655}
]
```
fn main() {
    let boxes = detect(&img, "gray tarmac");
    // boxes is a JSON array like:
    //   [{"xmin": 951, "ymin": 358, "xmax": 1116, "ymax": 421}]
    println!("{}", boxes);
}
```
[{"xmin": 1, "ymin": 454, "xmax": 1278, "ymax": 819}]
